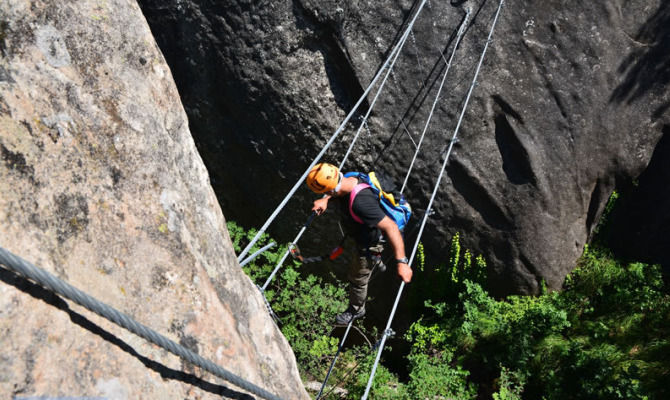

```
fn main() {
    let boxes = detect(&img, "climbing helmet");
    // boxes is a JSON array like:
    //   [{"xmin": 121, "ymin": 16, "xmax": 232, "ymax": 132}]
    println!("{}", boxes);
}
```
[{"xmin": 306, "ymin": 163, "xmax": 342, "ymax": 194}]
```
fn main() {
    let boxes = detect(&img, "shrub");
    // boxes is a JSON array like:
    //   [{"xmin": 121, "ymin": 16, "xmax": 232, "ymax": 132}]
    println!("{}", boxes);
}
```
[
  {"xmin": 229, "ymin": 222, "xmax": 669, "ymax": 399},
  {"xmin": 344, "ymin": 352, "xmax": 405, "ymax": 399},
  {"xmin": 227, "ymin": 221, "xmax": 349, "ymax": 380},
  {"xmin": 405, "ymin": 352, "xmax": 476, "ymax": 399}
]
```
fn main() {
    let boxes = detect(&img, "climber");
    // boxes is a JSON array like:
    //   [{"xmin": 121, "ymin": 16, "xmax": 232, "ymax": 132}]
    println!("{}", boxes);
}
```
[{"xmin": 306, "ymin": 162, "xmax": 413, "ymax": 325}]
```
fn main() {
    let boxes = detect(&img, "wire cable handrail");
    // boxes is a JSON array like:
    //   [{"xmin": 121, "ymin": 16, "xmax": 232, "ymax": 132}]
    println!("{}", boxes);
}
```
[
  {"xmin": 361, "ymin": 1, "xmax": 506, "ymax": 398},
  {"xmin": 0, "ymin": 246, "xmax": 284, "ymax": 400},
  {"xmin": 401, "ymin": 8, "xmax": 471, "ymax": 193},
  {"xmin": 236, "ymin": 0, "xmax": 430, "ymax": 264}
]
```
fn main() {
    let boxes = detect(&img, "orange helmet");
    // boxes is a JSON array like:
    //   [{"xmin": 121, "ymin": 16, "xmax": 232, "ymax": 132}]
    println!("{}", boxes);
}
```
[{"xmin": 306, "ymin": 163, "xmax": 341, "ymax": 194}]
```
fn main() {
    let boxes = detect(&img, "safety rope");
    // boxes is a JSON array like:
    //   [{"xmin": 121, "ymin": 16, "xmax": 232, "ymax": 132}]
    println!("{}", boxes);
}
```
[
  {"xmin": 338, "ymin": 21, "xmax": 412, "ymax": 171},
  {"xmin": 261, "ymin": 213, "xmax": 315, "ymax": 291},
  {"xmin": 239, "ymin": 241, "xmax": 276, "ymax": 267},
  {"xmin": 315, "ymin": 9, "xmax": 472, "ymax": 397},
  {"xmin": 362, "ymin": 1, "xmax": 505, "ymax": 398},
  {"xmin": 409, "ymin": 28, "xmax": 427, "ymax": 90},
  {"xmin": 0, "ymin": 246, "xmax": 284, "ymax": 400},
  {"xmin": 236, "ymin": 0, "xmax": 429, "ymax": 264},
  {"xmin": 315, "ymin": 319, "xmax": 355, "ymax": 399},
  {"xmin": 338, "ymin": 0, "xmax": 434, "ymax": 171},
  {"xmin": 400, "ymin": 8, "xmax": 471, "ymax": 193},
  {"xmin": 258, "ymin": 0, "xmax": 430, "ymax": 293}
]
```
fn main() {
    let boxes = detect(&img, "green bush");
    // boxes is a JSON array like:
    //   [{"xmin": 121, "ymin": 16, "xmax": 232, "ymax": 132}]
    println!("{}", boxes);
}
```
[
  {"xmin": 229, "ymin": 222, "xmax": 669, "ymax": 400},
  {"xmin": 527, "ymin": 248, "xmax": 668, "ymax": 400},
  {"xmin": 405, "ymin": 352, "xmax": 476, "ymax": 399},
  {"xmin": 493, "ymin": 367, "xmax": 526, "ymax": 400},
  {"xmin": 344, "ymin": 353, "xmax": 405, "ymax": 399},
  {"xmin": 227, "ymin": 221, "xmax": 350, "ymax": 381},
  {"xmin": 406, "ymin": 232, "xmax": 668, "ymax": 400},
  {"xmin": 458, "ymin": 280, "xmax": 570, "ymax": 371}
]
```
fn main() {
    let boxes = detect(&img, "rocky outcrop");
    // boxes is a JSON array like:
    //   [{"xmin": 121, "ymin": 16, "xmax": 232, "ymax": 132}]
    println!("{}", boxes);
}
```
[
  {"xmin": 604, "ymin": 4, "xmax": 670, "ymax": 273},
  {"xmin": 138, "ymin": 0, "xmax": 669, "ymax": 295},
  {"xmin": 608, "ymin": 126, "xmax": 670, "ymax": 273},
  {"xmin": 0, "ymin": 0, "xmax": 308, "ymax": 398}
]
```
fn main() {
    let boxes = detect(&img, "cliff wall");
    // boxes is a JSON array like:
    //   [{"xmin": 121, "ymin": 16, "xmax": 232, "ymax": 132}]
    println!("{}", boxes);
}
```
[
  {"xmin": 0, "ymin": 0, "xmax": 308, "ymax": 398},
  {"xmin": 138, "ymin": 0, "xmax": 670, "ymax": 295}
]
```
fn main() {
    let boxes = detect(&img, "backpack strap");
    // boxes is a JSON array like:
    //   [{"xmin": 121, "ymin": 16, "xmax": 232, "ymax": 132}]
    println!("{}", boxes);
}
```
[
  {"xmin": 344, "ymin": 171, "xmax": 365, "ymax": 180},
  {"xmin": 348, "ymin": 183, "xmax": 370, "ymax": 224},
  {"xmin": 369, "ymin": 171, "xmax": 400, "ymax": 206}
]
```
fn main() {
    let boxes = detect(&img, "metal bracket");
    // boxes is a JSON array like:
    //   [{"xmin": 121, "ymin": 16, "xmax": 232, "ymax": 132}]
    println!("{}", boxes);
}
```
[
  {"xmin": 372, "ymin": 338, "xmax": 383, "ymax": 350},
  {"xmin": 442, "ymin": 138, "xmax": 461, "ymax": 158},
  {"xmin": 384, "ymin": 328, "xmax": 396, "ymax": 338},
  {"xmin": 288, "ymin": 242, "xmax": 302, "ymax": 261}
]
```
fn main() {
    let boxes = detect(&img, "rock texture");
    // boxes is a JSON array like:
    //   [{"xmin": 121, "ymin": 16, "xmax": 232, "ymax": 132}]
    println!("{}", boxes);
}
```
[
  {"xmin": 608, "ymin": 125, "xmax": 670, "ymax": 273},
  {"xmin": 138, "ymin": 0, "xmax": 670, "ymax": 295},
  {"xmin": 604, "ymin": 5, "xmax": 670, "ymax": 273},
  {"xmin": 0, "ymin": 0, "xmax": 308, "ymax": 399}
]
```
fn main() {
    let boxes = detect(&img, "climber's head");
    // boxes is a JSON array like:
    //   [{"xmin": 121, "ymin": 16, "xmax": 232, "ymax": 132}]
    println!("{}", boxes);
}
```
[{"xmin": 306, "ymin": 163, "xmax": 342, "ymax": 194}]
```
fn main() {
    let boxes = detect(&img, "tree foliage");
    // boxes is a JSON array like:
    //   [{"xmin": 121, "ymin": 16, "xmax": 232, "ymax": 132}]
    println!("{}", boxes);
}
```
[
  {"xmin": 227, "ymin": 221, "xmax": 367, "ymax": 393},
  {"xmin": 228, "ymin": 221, "xmax": 669, "ymax": 399}
]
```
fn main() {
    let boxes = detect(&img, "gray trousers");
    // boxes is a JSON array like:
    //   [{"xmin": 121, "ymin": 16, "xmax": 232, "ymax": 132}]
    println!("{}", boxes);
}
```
[{"xmin": 347, "ymin": 244, "xmax": 384, "ymax": 311}]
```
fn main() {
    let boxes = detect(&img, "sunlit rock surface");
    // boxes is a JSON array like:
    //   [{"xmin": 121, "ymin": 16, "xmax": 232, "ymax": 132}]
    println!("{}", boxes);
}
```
[{"xmin": 0, "ymin": 0, "xmax": 308, "ymax": 398}]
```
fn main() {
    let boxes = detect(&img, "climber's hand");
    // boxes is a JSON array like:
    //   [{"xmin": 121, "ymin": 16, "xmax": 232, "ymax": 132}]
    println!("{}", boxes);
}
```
[
  {"xmin": 397, "ymin": 263, "xmax": 412, "ymax": 283},
  {"xmin": 312, "ymin": 197, "xmax": 329, "ymax": 216}
]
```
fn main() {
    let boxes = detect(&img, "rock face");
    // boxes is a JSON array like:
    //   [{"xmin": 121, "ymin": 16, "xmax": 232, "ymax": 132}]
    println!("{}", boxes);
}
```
[
  {"xmin": 608, "ymin": 126, "xmax": 670, "ymax": 273},
  {"xmin": 138, "ymin": 0, "xmax": 670, "ymax": 295},
  {"xmin": 0, "ymin": 1, "xmax": 308, "ymax": 399},
  {"xmin": 604, "ymin": 5, "xmax": 670, "ymax": 273}
]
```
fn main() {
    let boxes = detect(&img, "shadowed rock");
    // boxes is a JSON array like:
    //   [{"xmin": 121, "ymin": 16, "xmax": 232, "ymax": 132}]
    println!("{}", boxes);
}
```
[{"xmin": 137, "ymin": 0, "xmax": 669, "ymax": 296}]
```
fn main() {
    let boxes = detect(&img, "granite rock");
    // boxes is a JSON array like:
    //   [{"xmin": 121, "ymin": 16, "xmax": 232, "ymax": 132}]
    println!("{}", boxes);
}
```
[
  {"xmin": 0, "ymin": 0, "xmax": 308, "ymax": 398},
  {"xmin": 138, "ymin": 0, "xmax": 670, "ymax": 295}
]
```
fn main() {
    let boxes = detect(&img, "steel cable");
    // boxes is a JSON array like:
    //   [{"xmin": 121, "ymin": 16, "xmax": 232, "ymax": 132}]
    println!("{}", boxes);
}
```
[
  {"xmin": 361, "ymin": 1, "xmax": 506, "ymax": 398},
  {"xmin": 0, "ymin": 246, "xmax": 284, "ymax": 400}
]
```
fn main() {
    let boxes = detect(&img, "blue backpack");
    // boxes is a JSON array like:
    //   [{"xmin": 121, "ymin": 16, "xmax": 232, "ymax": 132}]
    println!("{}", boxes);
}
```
[{"xmin": 344, "ymin": 171, "xmax": 412, "ymax": 232}]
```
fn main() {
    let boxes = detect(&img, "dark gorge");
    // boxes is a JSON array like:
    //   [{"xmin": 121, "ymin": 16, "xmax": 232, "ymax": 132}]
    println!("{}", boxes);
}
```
[{"xmin": 138, "ymin": 0, "xmax": 670, "ymax": 295}]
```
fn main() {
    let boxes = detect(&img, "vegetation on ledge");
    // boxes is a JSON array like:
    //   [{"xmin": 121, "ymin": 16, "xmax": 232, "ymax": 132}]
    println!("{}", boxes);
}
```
[{"xmin": 228, "ymin": 221, "xmax": 669, "ymax": 399}]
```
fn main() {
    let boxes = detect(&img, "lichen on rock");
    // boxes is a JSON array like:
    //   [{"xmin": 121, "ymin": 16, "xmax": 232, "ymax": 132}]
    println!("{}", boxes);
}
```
[{"xmin": 0, "ymin": 0, "xmax": 308, "ymax": 398}]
